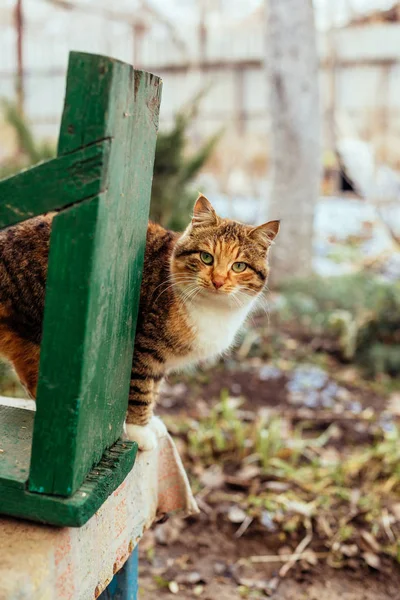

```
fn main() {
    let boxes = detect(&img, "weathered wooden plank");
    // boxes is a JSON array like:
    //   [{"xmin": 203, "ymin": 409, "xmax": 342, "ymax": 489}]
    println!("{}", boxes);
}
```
[
  {"xmin": 0, "ymin": 405, "xmax": 33, "ymax": 489},
  {"xmin": 57, "ymin": 51, "xmax": 115, "ymax": 155},
  {"xmin": 29, "ymin": 52, "xmax": 162, "ymax": 496},
  {"xmin": 0, "ymin": 139, "xmax": 110, "ymax": 228},
  {"xmin": 0, "ymin": 437, "xmax": 138, "ymax": 527}
]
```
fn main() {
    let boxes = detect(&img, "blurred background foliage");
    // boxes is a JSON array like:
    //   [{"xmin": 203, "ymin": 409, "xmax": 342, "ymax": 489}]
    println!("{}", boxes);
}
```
[
  {"xmin": 278, "ymin": 274, "xmax": 400, "ymax": 377},
  {"xmin": 150, "ymin": 92, "xmax": 221, "ymax": 230},
  {"xmin": 1, "ymin": 100, "xmax": 398, "ymax": 380},
  {"xmin": 0, "ymin": 95, "xmax": 220, "ymax": 231},
  {"xmin": 0, "ymin": 100, "xmax": 55, "ymax": 179}
]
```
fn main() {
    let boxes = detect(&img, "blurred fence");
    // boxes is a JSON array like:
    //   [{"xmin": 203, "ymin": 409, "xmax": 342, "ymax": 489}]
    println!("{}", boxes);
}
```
[{"xmin": 1, "ymin": 1, "xmax": 400, "ymax": 168}]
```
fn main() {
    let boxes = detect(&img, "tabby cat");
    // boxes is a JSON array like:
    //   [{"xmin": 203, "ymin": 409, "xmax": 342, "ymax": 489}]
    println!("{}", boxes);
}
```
[{"xmin": 0, "ymin": 194, "xmax": 279, "ymax": 449}]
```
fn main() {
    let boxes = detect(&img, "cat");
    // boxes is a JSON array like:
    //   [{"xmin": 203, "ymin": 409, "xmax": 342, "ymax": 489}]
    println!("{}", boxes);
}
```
[{"xmin": 0, "ymin": 194, "xmax": 279, "ymax": 450}]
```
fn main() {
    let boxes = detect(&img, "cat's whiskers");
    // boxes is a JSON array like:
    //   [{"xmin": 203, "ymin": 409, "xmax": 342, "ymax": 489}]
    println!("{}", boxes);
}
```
[
  {"xmin": 232, "ymin": 289, "xmax": 260, "ymax": 326},
  {"xmin": 259, "ymin": 295, "xmax": 271, "ymax": 326},
  {"xmin": 236, "ymin": 287, "xmax": 271, "ymax": 325},
  {"xmin": 152, "ymin": 273, "xmax": 197, "ymax": 294},
  {"xmin": 229, "ymin": 292, "xmax": 244, "ymax": 310},
  {"xmin": 154, "ymin": 276, "xmax": 199, "ymax": 304},
  {"xmin": 179, "ymin": 284, "xmax": 201, "ymax": 308}
]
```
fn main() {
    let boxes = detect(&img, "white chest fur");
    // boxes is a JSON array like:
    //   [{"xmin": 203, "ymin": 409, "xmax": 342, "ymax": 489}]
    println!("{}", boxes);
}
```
[{"xmin": 166, "ymin": 297, "xmax": 255, "ymax": 372}]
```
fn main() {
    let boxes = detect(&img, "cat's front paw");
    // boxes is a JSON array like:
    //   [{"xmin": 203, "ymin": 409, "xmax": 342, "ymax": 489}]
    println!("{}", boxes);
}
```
[
  {"xmin": 125, "ymin": 423, "xmax": 157, "ymax": 451},
  {"xmin": 124, "ymin": 416, "xmax": 167, "ymax": 451}
]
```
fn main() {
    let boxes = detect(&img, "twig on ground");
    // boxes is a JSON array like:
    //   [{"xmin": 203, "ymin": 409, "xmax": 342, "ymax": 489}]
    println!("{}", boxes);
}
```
[
  {"xmin": 382, "ymin": 509, "xmax": 396, "ymax": 543},
  {"xmin": 279, "ymin": 533, "xmax": 313, "ymax": 577},
  {"xmin": 196, "ymin": 496, "xmax": 213, "ymax": 515},
  {"xmin": 235, "ymin": 516, "xmax": 253, "ymax": 538},
  {"xmin": 249, "ymin": 550, "xmax": 328, "ymax": 565}
]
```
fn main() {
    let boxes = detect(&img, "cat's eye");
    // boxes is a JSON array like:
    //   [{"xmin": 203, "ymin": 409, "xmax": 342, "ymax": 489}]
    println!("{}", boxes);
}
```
[
  {"xmin": 200, "ymin": 251, "xmax": 214, "ymax": 265},
  {"xmin": 232, "ymin": 262, "xmax": 247, "ymax": 273}
]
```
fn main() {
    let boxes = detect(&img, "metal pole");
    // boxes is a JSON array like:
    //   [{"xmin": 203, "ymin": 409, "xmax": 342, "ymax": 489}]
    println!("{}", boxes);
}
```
[{"xmin": 99, "ymin": 546, "xmax": 139, "ymax": 600}]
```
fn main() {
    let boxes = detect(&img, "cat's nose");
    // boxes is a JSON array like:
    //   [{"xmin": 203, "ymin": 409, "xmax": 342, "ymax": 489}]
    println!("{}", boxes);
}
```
[{"xmin": 212, "ymin": 278, "xmax": 224, "ymax": 289}]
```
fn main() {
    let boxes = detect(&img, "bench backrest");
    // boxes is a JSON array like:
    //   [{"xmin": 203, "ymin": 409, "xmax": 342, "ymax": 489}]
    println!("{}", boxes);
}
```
[{"xmin": 0, "ymin": 51, "xmax": 161, "ymax": 497}]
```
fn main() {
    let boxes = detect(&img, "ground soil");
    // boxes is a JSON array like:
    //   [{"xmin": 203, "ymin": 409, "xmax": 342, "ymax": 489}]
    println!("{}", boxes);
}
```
[
  {"xmin": 138, "ymin": 344, "xmax": 400, "ymax": 600},
  {"xmin": 139, "ymin": 518, "xmax": 400, "ymax": 600}
]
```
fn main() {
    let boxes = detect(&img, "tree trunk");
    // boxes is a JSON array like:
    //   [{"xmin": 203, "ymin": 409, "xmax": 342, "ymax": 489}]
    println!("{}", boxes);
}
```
[{"xmin": 266, "ymin": 0, "xmax": 321, "ymax": 285}]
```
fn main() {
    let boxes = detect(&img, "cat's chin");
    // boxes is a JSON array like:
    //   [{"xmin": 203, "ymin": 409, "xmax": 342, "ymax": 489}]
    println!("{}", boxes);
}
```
[
  {"xmin": 200, "ymin": 287, "xmax": 255, "ymax": 308},
  {"xmin": 196, "ymin": 288, "xmax": 232, "ymax": 304}
]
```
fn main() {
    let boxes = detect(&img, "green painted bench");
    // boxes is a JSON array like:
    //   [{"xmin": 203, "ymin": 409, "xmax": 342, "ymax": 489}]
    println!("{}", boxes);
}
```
[{"xmin": 0, "ymin": 51, "xmax": 161, "ymax": 526}]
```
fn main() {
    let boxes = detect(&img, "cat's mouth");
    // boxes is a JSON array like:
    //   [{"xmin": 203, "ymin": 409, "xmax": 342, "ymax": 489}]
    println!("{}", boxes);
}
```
[
  {"xmin": 201, "ymin": 283, "xmax": 228, "ymax": 294},
  {"xmin": 201, "ymin": 285, "xmax": 235, "ymax": 300}
]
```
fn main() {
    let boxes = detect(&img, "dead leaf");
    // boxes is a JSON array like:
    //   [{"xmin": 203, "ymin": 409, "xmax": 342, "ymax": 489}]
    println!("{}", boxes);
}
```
[
  {"xmin": 214, "ymin": 562, "xmax": 227, "ymax": 575},
  {"xmin": 305, "ymin": 549, "xmax": 318, "ymax": 566},
  {"xmin": 340, "ymin": 367, "xmax": 359, "ymax": 383},
  {"xmin": 361, "ymin": 530, "xmax": 381, "ymax": 553},
  {"xmin": 319, "ymin": 447, "xmax": 340, "ymax": 466},
  {"xmin": 341, "ymin": 544, "xmax": 358, "ymax": 557},
  {"xmin": 263, "ymin": 481, "xmax": 290, "ymax": 492},
  {"xmin": 176, "ymin": 572, "xmax": 203, "ymax": 585},
  {"xmin": 238, "ymin": 577, "xmax": 274, "ymax": 592},
  {"xmin": 317, "ymin": 516, "xmax": 333, "ymax": 538},
  {"xmin": 174, "ymin": 554, "xmax": 191, "ymax": 569},
  {"xmin": 169, "ymin": 581, "xmax": 179, "ymax": 594},
  {"xmin": 200, "ymin": 465, "xmax": 225, "ymax": 490},
  {"xmin": 236, "ymin": 464, "xmax": 261, "ymax": 481},
  {"xmin": 276, "ymin": 447, "xmax": 294, "ymax": 460},
  {"xmin": 194, "ymin": 585, "xmax": 204, "ymax": 596},
  {"xmin": 224, "ymin": 476, "xmax": 251, "ymax": 489},
  {"xmin": 279, "ymin": 498, "xmax": 315, "ymax": 517},
  {"xmin": 350, "ymin": 488, "xmax": 361, "ymax": 509},
  {"xmin": 285, "ymin": 338, "xmax": 298, "ymax": 350},
  {"xmin": 228, "ymin": 506, "xmax": 247, "ymax": 524},
  {"xmin": 362, "ymin": 552, "xmax": 381, "ymax": 570}
]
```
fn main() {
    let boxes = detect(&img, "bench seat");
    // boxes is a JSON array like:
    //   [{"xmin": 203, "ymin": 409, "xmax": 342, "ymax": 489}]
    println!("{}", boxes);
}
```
[{"xmin": 0, "ymin": 397, "xmax": 198, "ymax": 600}]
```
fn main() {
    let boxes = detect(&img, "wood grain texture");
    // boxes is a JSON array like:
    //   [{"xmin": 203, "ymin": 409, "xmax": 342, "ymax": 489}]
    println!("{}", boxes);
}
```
[
  {"xmin": 29, "ymin": 52, "xmax": 162, "ymax": 496},
  {"xmin": 0, "ymin": 435, "xmax": 138, "ymax": 527},
  {"xmin": 0, "ymin": 140, "xmax": 110, "ymax": 228},
  {"xmin": 0, "ymin": 401, "xmax": 138, "ymax": 526}
]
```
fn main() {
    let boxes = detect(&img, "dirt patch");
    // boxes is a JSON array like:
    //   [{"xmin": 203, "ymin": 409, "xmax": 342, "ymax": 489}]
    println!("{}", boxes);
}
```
[
  {"xmin": 159, "ymin": 369, "xmax": 288, "ymax": 415},
  {"xmin": 146, "ymin": 315, "xmax": 400, "ymax": 600},
  {"xmin": 139, "ymin": 517, "xmax": 400, "ymax": 600},
  {"xmin": 159, "ymin": 356, "xmax": 388, "ymax": 419},
  {"xmin": 277, "ymin": 567, "xmax": 400, "ymax": 600}
]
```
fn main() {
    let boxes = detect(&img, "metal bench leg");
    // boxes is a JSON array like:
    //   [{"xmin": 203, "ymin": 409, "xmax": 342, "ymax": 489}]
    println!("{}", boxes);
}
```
[{"xmin": 99, "ymin": 545, "xmax": 139, "ymax": 600}]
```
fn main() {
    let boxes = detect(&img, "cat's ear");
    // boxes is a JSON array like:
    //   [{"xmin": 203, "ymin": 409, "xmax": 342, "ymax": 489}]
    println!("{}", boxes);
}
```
[
  {"xmin": 249, "ymin": 220, "xmax": 280, "ymax": 245},
  {"xmin": 192, "ymin": 194, "xmax": 219, "ymax": 227}
]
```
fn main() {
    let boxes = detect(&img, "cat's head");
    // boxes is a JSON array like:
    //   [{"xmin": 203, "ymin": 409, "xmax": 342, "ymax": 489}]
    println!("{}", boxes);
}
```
[{"xmin": 171, "ymin": 194, "xmax": 279, "ymax": 305}]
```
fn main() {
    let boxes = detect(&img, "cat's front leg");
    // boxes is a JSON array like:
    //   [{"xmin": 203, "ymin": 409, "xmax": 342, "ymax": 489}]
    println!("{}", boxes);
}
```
[{"xmin": 125, "ymin": 374, "xmax": 165, "ymax": 451}]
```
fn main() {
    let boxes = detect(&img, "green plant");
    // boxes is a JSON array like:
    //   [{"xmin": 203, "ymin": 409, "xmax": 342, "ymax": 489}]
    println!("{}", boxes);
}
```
[
  {"xmin": 150, "ymin": 92, "xmax": 221, "ymax": 230},
  {"xmin": 166, "ymin": 394, "xmax": 400, "ymax": 564},
  {"xmin": 277, "ymin": 274, "xmax": 400, "ymax": 376},
  {"xmin": 0, "ymin": 101, "xmax": 55, "ymax": 179}
]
